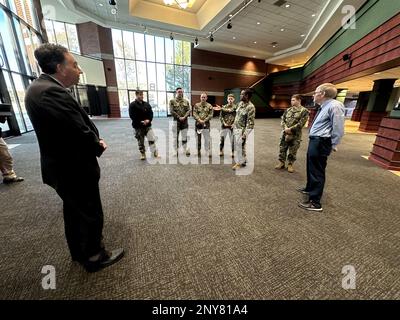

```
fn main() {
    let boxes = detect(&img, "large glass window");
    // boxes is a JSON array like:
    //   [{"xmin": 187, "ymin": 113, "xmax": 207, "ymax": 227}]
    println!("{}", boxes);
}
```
[
  {"xmin": 65, "ymin": 23, "xmax": 80, "ymax": 53},
  {"xmin": 134, "ymin": 33, "xmax": 145, "ymax": 61},
  {"xmin": 0, "ymin": 10, "xmax": 21, "ymax": 72},
  {"xmin": 53, "ymin": 21, "xmax": 68, "ymax": 48},
  {"xmin": 0, "ymin": 1, "xmax": 43, "ymax": 134},
  {"xmin": 44, "ymin": 19, "xmax": 80, "ymax": 54},
  {"xmin": 112, "ymin": 28, "xmax": 191, "ymax": 118},
  {"xmin": 112, "ymin": 29, "xmax": 124, "ymax": 58},
  {"xmin": 123, "ymin": 31, "xmax": 135, "ymax": 60},
  {"xmin": 145, "ymin": 35, "xmax": 155, "ymax": 62}
]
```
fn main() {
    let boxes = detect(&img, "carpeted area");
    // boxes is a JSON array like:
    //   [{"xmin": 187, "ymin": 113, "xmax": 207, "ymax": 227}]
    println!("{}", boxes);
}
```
[{"xmin": 0, "ymin": 118, "xmax": 399, "ymax": 300}]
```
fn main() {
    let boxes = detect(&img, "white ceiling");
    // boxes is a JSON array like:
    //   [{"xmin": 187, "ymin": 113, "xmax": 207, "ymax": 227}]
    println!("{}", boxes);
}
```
[
  {"xmin": 214, "ymin": 0, "xmax": 329, "ymax": 55},
  {"xmin": 40, "ymin": 0, "xmax": 368, "ymax": 67}
]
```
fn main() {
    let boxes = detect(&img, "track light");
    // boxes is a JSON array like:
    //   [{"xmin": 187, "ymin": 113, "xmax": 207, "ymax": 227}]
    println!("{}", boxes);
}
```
[
  {"xmin": 170, "ymin": 33, "xmax": 174, "ymax": 40},
  {"xmin": 109, "ymin": 0, "xmax": 116, "ymax": 5},
  {"xmin": 210, "ymin": 34, "xmax": 214, "ymax": 42},
  {"xmin": 195, "ymin": 37, "xmax": 198, "ymax": 45},
  {"xmin": 227, "ymin": 20, "xmax": 232, "ymax": 29}
]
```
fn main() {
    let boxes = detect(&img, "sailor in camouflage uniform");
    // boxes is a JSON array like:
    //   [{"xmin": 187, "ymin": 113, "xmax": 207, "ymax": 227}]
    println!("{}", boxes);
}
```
[
  {"xmin": 193, "ymin": 93, "xmax": 213, "ymax": 157},
  {"xmin": 219, "ymin": 94, "xmax": 236, "ymax": 157},
  {"xmin": 232, "ymin": 89, "xmax": 256, "ymax": 170},
  {"xmin": 169, "ymin": 87, "xmax": 191, "ymax": 156},
  {"xmin": 276, "ymin": 94, "xmax": 309, "ymax": 173}
]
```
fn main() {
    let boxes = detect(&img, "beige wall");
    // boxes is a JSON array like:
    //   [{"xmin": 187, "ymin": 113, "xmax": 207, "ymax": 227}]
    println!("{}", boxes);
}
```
[{"xmin": 72, "ymin": 53, "xmax": 106, "ymax": 87}]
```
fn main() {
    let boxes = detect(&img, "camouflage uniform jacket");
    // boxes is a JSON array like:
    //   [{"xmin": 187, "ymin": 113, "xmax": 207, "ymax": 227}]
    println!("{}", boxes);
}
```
[
  {"xmin": 220, "ymin": 103, "xmax": 237, "ymax": 128},
  {"xmin": 193, "ymin": 102, "xmax": 213, "ymax": 126},
  {"xmin": 234, "ymin": 101, "xmax": 256, "ymax": 136},
  {"xmin": 169, "ymin": 98, "xmax": 191, "ymax": 124},
  {"xmin": 281, "ymin": 106, "xmax": 309, "ymax": 138}
]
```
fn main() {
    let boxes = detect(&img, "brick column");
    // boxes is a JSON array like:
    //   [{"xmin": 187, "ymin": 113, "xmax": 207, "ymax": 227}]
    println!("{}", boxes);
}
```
[
  {"xmin": 351, "ymin": 91, "xmax": 370, "ymax": 122},
  {"xmin": 76, "ymin": 22, "xmax": 120, "ymax": 118},
  {"xmin": 359, "ymin": 79, "xmax": 396, "ymax": 132},
  {"xmin": 369, "ymin": 117, "xmax": 400, "ymax": 170},
  {"xmin": 369, "ymin": 88, "xmax": 400, "ymax": 171}
]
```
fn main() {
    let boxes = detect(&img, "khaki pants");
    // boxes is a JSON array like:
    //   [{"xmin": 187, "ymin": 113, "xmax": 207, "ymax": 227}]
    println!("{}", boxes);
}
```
[{"xmin": 0, "ymin": 138, "xmax": 17, "ymax": 180}]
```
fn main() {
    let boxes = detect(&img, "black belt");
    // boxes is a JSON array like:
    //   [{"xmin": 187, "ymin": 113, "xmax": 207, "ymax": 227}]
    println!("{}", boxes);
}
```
[{"xmin": 309, "ymin": 136, "xmax": 331, "ymax": 140}]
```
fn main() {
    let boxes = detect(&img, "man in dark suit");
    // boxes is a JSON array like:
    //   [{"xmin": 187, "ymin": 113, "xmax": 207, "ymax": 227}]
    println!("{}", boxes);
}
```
[{"xmin": 25, "ymin": 44, "xmax": 124, "ymax": 272}]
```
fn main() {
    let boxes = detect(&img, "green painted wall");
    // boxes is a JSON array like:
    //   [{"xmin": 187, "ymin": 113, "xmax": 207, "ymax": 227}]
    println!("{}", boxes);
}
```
[
  {"xmin": 269, "ymin": 68, "xmax": 303, "ymax": 85},
  {"xmin": 303, "ymin": 0, "xmax": 400, "ymax": 78}
]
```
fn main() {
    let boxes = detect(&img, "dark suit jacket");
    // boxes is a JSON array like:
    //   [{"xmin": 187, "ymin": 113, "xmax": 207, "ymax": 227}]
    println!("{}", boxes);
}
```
[
  {"xmin": 128, "ymin": 100, "xmax": 153, "ymax": 129},
  {"xmin": 25, "ymin": 74, "xmax": 104, "ymax": 189}
]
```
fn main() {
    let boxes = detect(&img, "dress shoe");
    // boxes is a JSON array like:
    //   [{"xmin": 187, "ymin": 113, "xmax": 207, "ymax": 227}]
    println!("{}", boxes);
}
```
[
  {"xmin": 83, "ymin": 248, "xmax": 125, "ymax": 273},
  {"xmin": 298, "ymin": 201, "xmax": 323, "ymax": 212},
  {"xmin": 296, "ymin": 186, "xmax": 309, "ymax": 194}
]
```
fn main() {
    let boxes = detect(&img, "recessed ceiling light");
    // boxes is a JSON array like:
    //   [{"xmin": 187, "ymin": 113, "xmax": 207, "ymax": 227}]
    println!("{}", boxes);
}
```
[
  {"xmin": 254, "ymin": 41, "xmax": 257, "ymax": 44},
  {"xmin": 272, "ymin": 45, "xmax": 277, "ymax": 48},
  {"xmin": 233, "ymin": 36, "xmax": 236, "ymax": 39},
  {"xmin": 229, "ymin": 14, "xmax": 233, "ymax": 17},
  {"xmin": 99, "ymin": 3, "xmax": 104, "ymax": 6},
  {"xmin": 285, "ymin": 4, "xmax": 290, "ymax": 8},
  {"xmin": 312, "ymin": 14, "xmax": 316, "ymax": 17},
  {"xmin": 301, "ymin": 34, "xmax": 305, "ymax": 37},
  {"xmin": 253, "ymin": 56, "xmax": 256, "ymax": 58},
  {"xmin": 257, "ymin": 22, "xmax": 261, "ymax": 25},
  {"xmin": 280, "ymin": 28, "xmax": 285, "ymax": 31}
]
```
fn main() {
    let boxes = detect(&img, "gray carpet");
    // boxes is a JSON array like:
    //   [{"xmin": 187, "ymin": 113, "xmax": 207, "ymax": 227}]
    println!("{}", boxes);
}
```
[{"xmin": 0, "ymin": 118, "xmax": 399, "ymax": 300}]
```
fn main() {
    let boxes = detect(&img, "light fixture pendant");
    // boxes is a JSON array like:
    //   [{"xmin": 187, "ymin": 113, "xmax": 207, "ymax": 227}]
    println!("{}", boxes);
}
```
[{"xmin": 163, "ymin": 0, "xmax": 191, "ymax": 9}]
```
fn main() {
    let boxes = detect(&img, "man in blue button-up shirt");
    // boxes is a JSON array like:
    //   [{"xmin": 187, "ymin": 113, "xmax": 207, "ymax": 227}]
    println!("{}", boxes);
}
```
[{"xmin": 298, "ymin": 83, "xmax": 345, "ymax": 212}]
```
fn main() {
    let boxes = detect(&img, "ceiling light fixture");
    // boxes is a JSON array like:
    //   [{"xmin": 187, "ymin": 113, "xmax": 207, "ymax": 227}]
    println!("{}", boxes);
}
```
[
  {"xmin": 210, "ymin": 34, "xmax": 214, "ymax": 42},
  {"xmin": 170, "ymin": 33, "xmax": 174, "ymax": 40},
  {"xmin": 227, "ymin": 20, "xmax": 232, "ymax": 29},
  {"xmin": 163, "ymin": 0, "xmax": 191, "ymax": 10}
]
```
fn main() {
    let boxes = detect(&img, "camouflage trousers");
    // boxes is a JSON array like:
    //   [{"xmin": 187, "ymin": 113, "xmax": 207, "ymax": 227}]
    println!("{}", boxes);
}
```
[
  {"xmin": 279, "ymin": 134, "xmax": 302, "ymax": 164},
  {"xmin": 134, "ymin": 127, "xmax": 157, "ymax": 154}
]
